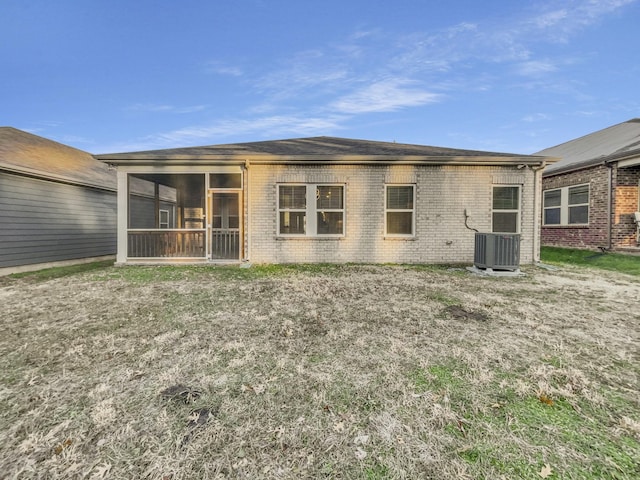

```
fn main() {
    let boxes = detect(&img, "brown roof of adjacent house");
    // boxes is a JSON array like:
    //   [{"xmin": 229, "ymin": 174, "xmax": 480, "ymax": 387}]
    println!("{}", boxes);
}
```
[
  {"xmin": 537, "ymin": 118, "xmax": 640, "ymax": 176},
  {"xmin": 96, "ymin": 136, "xmax": 552, "ymax": 166},
  {"xmin": 0, "ymin": 127, "xmax": 116, "ymax": 190}
]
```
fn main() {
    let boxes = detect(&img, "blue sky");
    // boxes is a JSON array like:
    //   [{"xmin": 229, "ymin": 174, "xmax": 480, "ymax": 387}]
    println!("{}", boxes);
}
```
[{"xmin": 1, "ymin": 0, "xmax": 638, "ymax": 154}]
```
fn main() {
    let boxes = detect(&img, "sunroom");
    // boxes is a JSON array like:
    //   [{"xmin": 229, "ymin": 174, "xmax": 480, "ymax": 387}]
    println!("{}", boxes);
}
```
[{"xmin": 114, "ymin": 166, "xmax": 245, "ymax": 264}]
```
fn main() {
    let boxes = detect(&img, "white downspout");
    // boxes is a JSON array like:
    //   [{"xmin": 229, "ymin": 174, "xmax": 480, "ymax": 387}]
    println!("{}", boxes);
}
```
[{"xmin": 244, "ymin": 160, "xmax": 251, "ymax": 262}]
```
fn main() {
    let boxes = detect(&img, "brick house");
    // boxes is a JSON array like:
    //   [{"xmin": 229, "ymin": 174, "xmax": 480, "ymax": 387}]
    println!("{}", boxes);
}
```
[
  {"xmin": 538, "ymin": 119, "xmax": 640, "ymax": 252},
  {"xmin": 96, "ymin": 137, "xmax": 552, "ymax": 265}
]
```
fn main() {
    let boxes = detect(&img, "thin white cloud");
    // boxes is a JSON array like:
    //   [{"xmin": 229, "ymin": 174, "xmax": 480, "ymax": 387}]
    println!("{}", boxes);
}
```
[
  {"xmin": 522, "ymin": 113, "xmax": 552, "ymax": 122},
  {"xmin": 97, "ymin": 114, "xmax": 348, "ymax": 152},
  {"xmin": 330, "ymin": 79, "xmax": 442, "ymax": 114},
  {"xmin": 125, "ymin": 103, "xmax": 207, "ymax": 114},
  {"xmin": 160, "ymin": 115, "xmax": 346, "ymax": 142},
  {"xmin": 515, "ymin": 60, "xmax": 558, "ymax": 76},
  {"xmin": 204, "ymin": 61, "xmax": 243, "ymax": 77},
  {"xmin": 524, "ymin": 0, "xmax": 636, "ymax": 41},
  {"xmin": 256, "ymin": 49, "xmax": 349, "ymax": 100}
]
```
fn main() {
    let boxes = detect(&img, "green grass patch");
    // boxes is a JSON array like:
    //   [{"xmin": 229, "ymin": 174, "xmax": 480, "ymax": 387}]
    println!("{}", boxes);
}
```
[
  {"xmin": 408, "ymin": 363, "xmax": 468, "ymax": 398},
  {"xmin": 8, "ymin": 260, "xmax": 114, "ymax": 281},
  {"xmin": 541, "ymin": 246, "xmax": 640, "ymax": 276},
  {"xmin": 91, "ymin": 262, "xmax": 357, "ymax": 284},
  {"xmin": 425, "ymin": 291, "xmax": 461, "ymax": 306}
]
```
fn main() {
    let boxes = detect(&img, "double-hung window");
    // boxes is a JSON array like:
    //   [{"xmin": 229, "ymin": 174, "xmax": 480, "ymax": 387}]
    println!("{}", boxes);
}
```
[
  {"xmin": 543, "ymin": 184, "xmax": 589, "ymax": 226},
  {"xmin": 278, "ymin": 184, "xmax": 344, "ymax": 236},
  {"xmin": 385, "ymin": 185, "xmax": 415, "ymax": 236},
  {"xmin": 492, "ymin": 186, "xmax": 520, "ymax": 233}
]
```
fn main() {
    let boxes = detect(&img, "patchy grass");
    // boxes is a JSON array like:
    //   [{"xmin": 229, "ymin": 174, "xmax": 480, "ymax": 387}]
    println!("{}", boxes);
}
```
[
  {"xmin": 1, "ymin": 263, "xmax": 639, "ymax": 479},
  {"xmin": 6, "ymin": 260, "xmax": 114, "ymax": 281},
  {"xmin": 541, "ymin": 246, "xmax": 640, "ymax": 276}
]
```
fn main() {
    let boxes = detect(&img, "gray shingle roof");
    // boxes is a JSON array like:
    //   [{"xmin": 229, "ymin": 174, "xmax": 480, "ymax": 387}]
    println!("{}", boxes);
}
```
[
  {"xmin": 96, "ymin": 136, "xmax": 550, "ymax": 166},
  {"xmin": 537, "ymin": 119, "xmax": 640, "ymax": 176},
  {"xmin": 0, "ymin": 127, "xmax": 116, "ymax": 190}
]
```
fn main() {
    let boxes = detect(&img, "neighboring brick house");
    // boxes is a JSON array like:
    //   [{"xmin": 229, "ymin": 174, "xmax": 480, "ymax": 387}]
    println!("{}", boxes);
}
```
[
  {"xmin": 96, "ymin": 137, "xmax": 552, "ymax": 266},
  {"xmin": 537, "ymin": 119, "xmax": 640, "ymax": 252}
]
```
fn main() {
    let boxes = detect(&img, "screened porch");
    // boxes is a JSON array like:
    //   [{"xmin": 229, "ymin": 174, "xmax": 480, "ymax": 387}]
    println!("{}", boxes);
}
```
[{"xmin": 125, "ymin": 172, "xmax": 242, "ymax": 260}]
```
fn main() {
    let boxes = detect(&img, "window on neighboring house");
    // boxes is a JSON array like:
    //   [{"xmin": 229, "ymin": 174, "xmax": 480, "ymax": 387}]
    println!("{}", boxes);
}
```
[
  {"xmin": 568, "ymin": 185, "xmax": 589, "ymax": 224},
  {"xmin": 278, "ymin": 184, "xmax": 344, "ymax": 236},
  {"xmin": 385, "ymin": 185, "xmax": 415, "ymax": 236},
  {"xmin": 543, "ymin": 184, "xmax": 589, "ymax": 226},
  {"xmin": 159, "ymin": 209, "xmax": 170, "ymax": 228},
  {"xmin": 492, "ymin": 186, "xmax": 520, "ymax": 233}
]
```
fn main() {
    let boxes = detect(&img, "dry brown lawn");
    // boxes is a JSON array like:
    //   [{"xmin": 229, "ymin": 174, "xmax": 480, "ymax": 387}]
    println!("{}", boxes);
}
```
[{"xmin": 0, "ymin": 263, "xmax": 638, "ymax": 479}]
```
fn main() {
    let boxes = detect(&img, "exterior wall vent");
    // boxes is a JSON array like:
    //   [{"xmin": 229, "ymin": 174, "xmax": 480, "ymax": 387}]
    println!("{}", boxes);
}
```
[{"xmin": 474, "ymin": 233, "xmax": 520, "ymax": 271}]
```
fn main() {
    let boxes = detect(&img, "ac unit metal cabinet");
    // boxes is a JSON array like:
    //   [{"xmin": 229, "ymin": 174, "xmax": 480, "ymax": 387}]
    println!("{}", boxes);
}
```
[{"xmin": 474, "ymin": 232, "xmax": 520, "ymax": 271}]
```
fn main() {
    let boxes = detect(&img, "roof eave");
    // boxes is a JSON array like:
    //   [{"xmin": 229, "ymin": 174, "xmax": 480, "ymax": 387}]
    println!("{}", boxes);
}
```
[
  {"xmin": 604, "ymin": 147, "xmax": 640, "ymax": 165},
  {"xmin": 96, "ymin": 154, "xmax": 551, "ymax": 167},
  {"xmin": 0, "ymin": 165, "xmax": 117, "ymax": 192},
  {"xmin": 543, "ymin": 148, "xmax": 640, "ymax": 177}
]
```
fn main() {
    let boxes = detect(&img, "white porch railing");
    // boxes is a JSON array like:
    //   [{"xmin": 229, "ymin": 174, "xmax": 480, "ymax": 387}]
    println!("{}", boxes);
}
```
[
  {"xmin": 211, "ymin": 229, "xmax": 240, "ymax": 259},
  {"xmin": 128, "ymin": 230, "xmax": 206, "ymax": 258}
]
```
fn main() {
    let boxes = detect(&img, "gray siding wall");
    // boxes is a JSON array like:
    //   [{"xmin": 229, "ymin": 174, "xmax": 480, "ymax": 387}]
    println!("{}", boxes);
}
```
[
  {"xmin": 129, "ymin": 195, "xmax": 176, "ymax": 228},
  {"xmin": 0, "ymin": 172, "xmax": 117, "ymax": 268}
]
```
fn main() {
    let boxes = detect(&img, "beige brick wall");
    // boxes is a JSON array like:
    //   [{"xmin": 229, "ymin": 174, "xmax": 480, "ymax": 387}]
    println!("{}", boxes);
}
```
[{"xmin": 247, "ymin": 164, "xmax": 536, "ymax": 264}]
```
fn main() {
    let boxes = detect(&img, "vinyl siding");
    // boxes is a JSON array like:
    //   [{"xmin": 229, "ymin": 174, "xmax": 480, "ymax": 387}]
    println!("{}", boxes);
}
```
[{"xmin": 0, "ymin": 172, "xmax": 116, "ymax": 268}]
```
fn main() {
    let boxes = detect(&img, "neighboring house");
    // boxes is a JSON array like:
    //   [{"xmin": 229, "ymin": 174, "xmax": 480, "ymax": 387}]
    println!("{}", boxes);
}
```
[
  {"xmin": 97, "ymin": 136, "xmax": 553, "ymax": 266},
  {"xmin": 0, "ymin": 127, "xmax": 117, "ymax": 275},
  {"xmin": 537, "ymin": 119, "xmax": 640, "ymax": 252}
]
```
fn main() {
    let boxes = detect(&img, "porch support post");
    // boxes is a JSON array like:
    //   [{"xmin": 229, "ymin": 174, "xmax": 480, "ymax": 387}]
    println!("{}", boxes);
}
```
[
  {"xmin": 154, "ymin": 182, "xmax": 160, "ymax": 228},
  {"xmin": 532, "ymin": 162, "xmax": 546, "ymax": 263},
  {"xmin": 116, "ymin": 170, "xmax": 128, "ymax": 264}
]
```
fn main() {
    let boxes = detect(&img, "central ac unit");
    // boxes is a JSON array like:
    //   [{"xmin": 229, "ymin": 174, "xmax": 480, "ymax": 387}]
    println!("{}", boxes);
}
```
[{"xmin": 474, "ymin": 232, "xmax": 520, "ymax": 271}]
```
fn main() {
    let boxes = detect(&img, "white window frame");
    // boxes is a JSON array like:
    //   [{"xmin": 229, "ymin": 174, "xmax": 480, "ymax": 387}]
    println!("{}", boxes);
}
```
[
  {"xmin": 492, "ymin": 185, "xmax": 521, "ymax": 233},
  {"xmin": 384, "ymin": 184, "xmax": 416, "ymax": 237},
  {"xmin": 543, "ymin": 184, "xmax": 590, "ymax": 226},
  {"xmin": 159, "ymin": 209, "xmax": 170, "ymax": 229},
  {"xmin": 277, "ymin": 183, "xmax": 345, "ymax": 237}
]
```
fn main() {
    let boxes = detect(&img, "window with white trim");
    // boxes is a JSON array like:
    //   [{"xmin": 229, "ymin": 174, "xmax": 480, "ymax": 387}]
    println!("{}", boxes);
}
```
[
  {"xmin": 492, "ymin": 186, "xmax": 520, "ymax": 233},
  {"xmin": 277, "ymin": 184, "xmax": 344, "ymax": 236},
  {"xmin": 543, "ymin": 184, "xmax": 589, "ymax": 226},
  {"xmin": 385, "ymin": 185, "xmax": 415, "ymax": 236},
  {"xmin": 159, "ymin": 209, "xmax": 170, "ymax": 228}
]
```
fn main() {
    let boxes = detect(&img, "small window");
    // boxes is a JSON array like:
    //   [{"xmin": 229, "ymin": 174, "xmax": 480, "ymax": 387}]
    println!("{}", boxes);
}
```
[
  {"xmin": 278, "ymin": 185, "xmax": 307, "ymax": 235},
  {"xmin": 210, "ymin": 173, "xmax": 242, "ymax": 189},
  {"xmin": 492, "ymin": 186, "xmax": 520, "ymax": 233},
  {"xmin": 385, "ymin": 185, "xmax": 415, "ymax": 236},
  {"xmin": 316, "ymin": 186, "xmax": 344, "ymax": 235},
  {"xmin": 568, "ymin": 185, "xmax": 589, "ymax": 224},
  {"xmin": 542, "ymin": 184, "xmax": 589, "ymax": 226},
  {"xmin": 159, "ymin": 209, "xmax": 170, "ymax": 229},
  {"xmin": 543, "ymin": 189, "xmax": 561, "ymax": 225},
  {"xmin": 278, "ymin": 184, "xmax": 344, "ymax": 237}
]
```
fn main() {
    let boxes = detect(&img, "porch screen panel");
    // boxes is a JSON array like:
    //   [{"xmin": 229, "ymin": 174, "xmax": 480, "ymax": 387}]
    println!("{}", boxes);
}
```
[{"xmin": 127, "ymin": 173, "xmax": 205, "ymax": 258}]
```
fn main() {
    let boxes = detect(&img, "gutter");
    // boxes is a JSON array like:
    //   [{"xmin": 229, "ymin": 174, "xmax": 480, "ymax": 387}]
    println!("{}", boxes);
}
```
[
  {"xmin": 95, "ymin": 154, "xmax": 549, "ymax": 168},
  {"xmin": 606, "ymin": 163, "xmax": 614, "ymax": 250}
]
